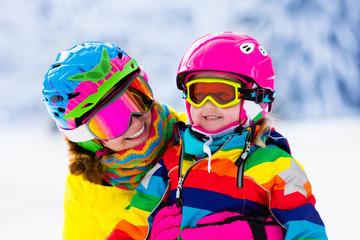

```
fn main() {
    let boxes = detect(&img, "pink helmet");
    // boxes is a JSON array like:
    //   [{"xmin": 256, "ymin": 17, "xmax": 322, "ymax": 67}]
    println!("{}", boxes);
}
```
[{"xmin": 177, "ymin": 32, "xmax": 276, "ymax": 130}]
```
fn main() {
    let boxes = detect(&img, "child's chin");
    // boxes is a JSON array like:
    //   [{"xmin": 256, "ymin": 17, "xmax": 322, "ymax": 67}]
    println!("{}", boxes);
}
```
[{"xmin": 201, "ymin": 126, "xmax": 220, "ymax": 133}]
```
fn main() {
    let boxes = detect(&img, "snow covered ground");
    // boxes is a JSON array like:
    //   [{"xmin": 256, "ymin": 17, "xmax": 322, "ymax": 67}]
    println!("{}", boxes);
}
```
[{"xmin": 0, "ymin": 117, "xmax": 358, "ymax": 239}]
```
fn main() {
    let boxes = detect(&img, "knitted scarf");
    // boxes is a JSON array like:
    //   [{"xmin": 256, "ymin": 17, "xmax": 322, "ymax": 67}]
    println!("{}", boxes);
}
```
[{"xmin": 100, "ymin": 102, "xmax": 177, "ymax": 189}]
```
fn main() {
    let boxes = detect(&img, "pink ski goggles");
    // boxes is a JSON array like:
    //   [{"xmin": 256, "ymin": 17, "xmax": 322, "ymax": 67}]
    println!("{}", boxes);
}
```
[{"xmin": 60, "ymin": 74, "xmax": 153, "ymax": 141}]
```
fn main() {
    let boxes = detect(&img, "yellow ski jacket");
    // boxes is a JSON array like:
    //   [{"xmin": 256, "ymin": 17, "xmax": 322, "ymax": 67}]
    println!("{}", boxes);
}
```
[
  {"xmin": 62, "ymin": 104, "xmax": 186, "ymax": 239},
  {"xmin": 63, "ymin": 173, "xmax": 136, "ymax": 239}
]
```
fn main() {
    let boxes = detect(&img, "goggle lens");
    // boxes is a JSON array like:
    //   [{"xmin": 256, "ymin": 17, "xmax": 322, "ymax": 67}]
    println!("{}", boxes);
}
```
[
  {"xmin": 87, "ymin": 75, "xmax": 153, "ymax": 140},
  {"xmin": 186, "ymin": 78, "xmax": 241, "ymax": 108}
]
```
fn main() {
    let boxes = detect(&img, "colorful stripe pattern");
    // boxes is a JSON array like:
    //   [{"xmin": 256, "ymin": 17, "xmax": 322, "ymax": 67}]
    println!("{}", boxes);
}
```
[{"xmin": 107, "ymin": 124, "xmax": 327, "ymax": 240}]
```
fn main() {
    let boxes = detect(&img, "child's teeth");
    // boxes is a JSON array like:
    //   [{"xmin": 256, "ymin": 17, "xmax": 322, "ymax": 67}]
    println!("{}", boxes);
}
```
[{"xmin": 128, "ymin": 125, "xmax": 145, "ymax": 139}]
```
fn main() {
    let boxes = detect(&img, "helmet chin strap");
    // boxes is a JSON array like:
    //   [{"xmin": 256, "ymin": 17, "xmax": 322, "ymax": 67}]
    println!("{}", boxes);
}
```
[
  {"xmin": 75, "ymin": 139, "xmax": 104, "ymax": 153},
  {"xmin": 191, "ymin": 122, "xmax": 243, "ymax": 138}
]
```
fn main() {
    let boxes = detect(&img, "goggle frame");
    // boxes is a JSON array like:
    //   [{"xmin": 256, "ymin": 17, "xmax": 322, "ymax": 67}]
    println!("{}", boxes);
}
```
[
  {"xmin": 59, "ymin": 74, "xmax": 153, "ymax": 142},
  {"xmin": 185, "ymin": 78, "xmax": 243, "ymax": 108}
]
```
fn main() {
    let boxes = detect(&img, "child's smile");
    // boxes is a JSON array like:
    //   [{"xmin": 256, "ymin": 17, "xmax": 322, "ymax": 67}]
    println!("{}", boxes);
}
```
[{"xmin": 204, "ymin": 115, "xmax": 221, "ymax": 120}]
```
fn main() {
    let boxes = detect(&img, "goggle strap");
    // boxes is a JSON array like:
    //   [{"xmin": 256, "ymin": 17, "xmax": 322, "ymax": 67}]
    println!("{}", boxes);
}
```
[
  {"xmin": 59, "ymin": 124, "xmax": 94, "ymax": 142},
  {"xmin": 238, "ymin": 88, "xmax": 275, "ymax": 104}
]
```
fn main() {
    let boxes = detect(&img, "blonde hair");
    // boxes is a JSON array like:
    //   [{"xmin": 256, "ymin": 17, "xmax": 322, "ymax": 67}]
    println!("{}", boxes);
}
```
[{"xmin": 253, "ymin": 118, "xmax": 272, "ymax": 148}]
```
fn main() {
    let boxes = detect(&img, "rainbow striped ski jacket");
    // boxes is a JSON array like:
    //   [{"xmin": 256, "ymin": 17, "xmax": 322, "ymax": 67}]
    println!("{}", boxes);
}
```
[{"xmin": 108, "ymin": 122, "xmax": 327, "ymax": 240}]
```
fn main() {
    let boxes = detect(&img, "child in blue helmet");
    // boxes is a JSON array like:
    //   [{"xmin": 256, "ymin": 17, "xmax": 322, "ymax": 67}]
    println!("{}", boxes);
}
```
[{"xmin": 42, "ymin": 41, "xmax": 185, "ymax": 239}]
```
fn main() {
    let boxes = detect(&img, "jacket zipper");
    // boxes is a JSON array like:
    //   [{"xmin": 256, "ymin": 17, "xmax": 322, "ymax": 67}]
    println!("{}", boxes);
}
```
[
  {"xmin": 176, "ymin": 176, "xmax": 184, "ymax": 207},
  {"xmin": 176, "ymin": 158, "xmax": 206, "ymax": 207},
  {"xmin": 175, "ymin": 136, "xmax": 234, "ymax": 207},
  {"xmin": 236, "ymin": 140, "xmax": 251, "ymax": 188}
]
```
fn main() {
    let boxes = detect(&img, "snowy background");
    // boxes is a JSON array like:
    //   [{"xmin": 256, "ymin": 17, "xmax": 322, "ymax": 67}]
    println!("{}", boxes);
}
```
[{"xmin": 1, "ymin": 0, "xmax": 359, "ymax": 239}]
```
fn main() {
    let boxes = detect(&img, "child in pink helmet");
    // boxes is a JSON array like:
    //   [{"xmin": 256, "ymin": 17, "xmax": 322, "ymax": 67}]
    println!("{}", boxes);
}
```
[{"xmin": 107, "ymin": 32, "xmax": 327, "ymax": 240}]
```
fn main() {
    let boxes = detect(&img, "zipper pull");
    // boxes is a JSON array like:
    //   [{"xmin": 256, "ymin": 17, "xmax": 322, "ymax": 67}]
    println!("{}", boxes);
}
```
[
  {"xmin": 176, "ymin": 176, "xmax": 184, "ymax": 207},
  {"xmin": 240, "ymin": 141, "xmax": 251, "ymax": 161}
]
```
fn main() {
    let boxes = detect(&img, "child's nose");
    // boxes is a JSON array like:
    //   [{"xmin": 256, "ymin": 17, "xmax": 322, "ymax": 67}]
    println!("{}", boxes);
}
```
[{"xmin": 203, "ymin": 99, "xmax": 217, "ymax": 108}]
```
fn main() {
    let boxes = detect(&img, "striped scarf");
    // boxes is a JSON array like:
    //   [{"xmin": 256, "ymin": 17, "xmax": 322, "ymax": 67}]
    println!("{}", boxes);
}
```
[{"xmin": 100, "ymin": 102, "xmax": 177, "ymax": 189}]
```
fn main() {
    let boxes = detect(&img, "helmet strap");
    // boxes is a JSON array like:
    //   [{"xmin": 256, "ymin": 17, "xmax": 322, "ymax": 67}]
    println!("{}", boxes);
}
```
[
  {"xmin": 95, "ymin": 148, "xmax": 108, "ymax": 157},
  {"xmin": 239, "ymin": 88, "xmax": 275, "ymax": 104},
  {"xmin": 75, "ymin": 140, "xmax": 104, "ymax": 153},
  {"xmin": 191, "ymin": 122, "xmax": 241, "ymax": 137}
]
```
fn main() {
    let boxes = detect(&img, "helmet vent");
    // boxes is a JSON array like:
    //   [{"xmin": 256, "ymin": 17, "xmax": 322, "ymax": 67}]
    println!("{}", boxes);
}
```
[
  {"xmin": 82, "ymin": 103, "xmax": 93, "ymax": 109},
  {"xmin": 51, "ymin": 95, "xmax": 63, "ymax": 102},
  {"xmin": 68, "ymin": 92, "xmax": 80, "ymax": 99},
  {"xmin": 58, "ymin": 108, "xmax": 65, "ymax": 112},
  {"xmin": 240, "ymin": 43, "xmax": 255, "ymax": 54},
  {"xmin": 258, "ymin": 46, "xmax": 268, "ymax": 56},
  {"xmin": 118, "ymin": 52, "xmax": 123, "ymax": 59},
  {"xmin": 52, "ymin": 63, "xmax": 61, "ymax": 69}
]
